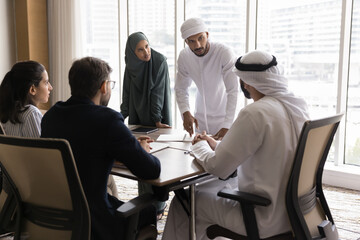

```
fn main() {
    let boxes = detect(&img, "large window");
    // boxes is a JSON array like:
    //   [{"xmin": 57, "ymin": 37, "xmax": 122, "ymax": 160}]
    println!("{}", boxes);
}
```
[
  {"xmin": 257, "ymin": 0, "xmax": 360, "ymax": 167},
  {"xmin": 185, "ymin": 0, "xmax": 246, "ymax": 56},
  {"xmin": 258, "ymin": 0, "xmax": 341, "ymax": 119},
  {"xmin": 346, "ymin": 0, "xmax": 360, "ymax": 165},
  {"xmin": 80, "ymin": 0, "xmax": 360, "ymax": 169},
  {"xmin": 80, "ymin": 0, "xmax": 120, "ymax": 110}
]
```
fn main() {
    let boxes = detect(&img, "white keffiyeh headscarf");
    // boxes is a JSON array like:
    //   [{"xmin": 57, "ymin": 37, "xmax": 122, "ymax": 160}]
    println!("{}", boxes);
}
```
[{"xmin": 233, "ymin": 50, "xmax": 310, "ymax": 138}]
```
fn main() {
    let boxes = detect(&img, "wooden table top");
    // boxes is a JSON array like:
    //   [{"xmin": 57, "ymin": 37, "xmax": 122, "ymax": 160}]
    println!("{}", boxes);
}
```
[{"xmin": 111, "ymin": 126, "xmax": 206, "ymax": 187}]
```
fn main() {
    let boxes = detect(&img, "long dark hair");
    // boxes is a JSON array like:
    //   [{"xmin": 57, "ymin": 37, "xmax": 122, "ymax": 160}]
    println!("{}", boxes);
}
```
[{"xmin": 0, "ymin": 61, "xmax": 45, "ymax": 124}]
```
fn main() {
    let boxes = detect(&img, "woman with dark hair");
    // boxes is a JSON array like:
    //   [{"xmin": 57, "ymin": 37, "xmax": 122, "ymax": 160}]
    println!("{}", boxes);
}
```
[{"xmin": 0, "ymin": 60, "xmax": 53, "ymax": 137}]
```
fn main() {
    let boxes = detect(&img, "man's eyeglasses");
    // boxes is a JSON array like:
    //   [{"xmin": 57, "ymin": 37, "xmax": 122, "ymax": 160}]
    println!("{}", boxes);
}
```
[{"xmin": 108, "ymin": 80, "xmax": 116, "ymax": 89}]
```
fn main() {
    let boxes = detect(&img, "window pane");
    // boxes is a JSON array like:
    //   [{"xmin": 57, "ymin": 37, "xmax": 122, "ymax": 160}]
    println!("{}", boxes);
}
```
[
  {"xmin": 128, "ymin": 0, "xmax": 176, "ymax": 125},
  {"xmin": 258, "ymin": 0, "xmax": 341, "ymax": 119},
  {"xmin": 258, "ymin": 0, "xmax": 342, "ymax": 162},
  {"xmin": 185, "ymin": 0, "xmax": 246, "ymax": 56},
  {"xmin": 81, "ymin": 0, "xmax": 120, "ymax": 110},
  {"xmin": 345, "ymin": 0, "xmax": 360, "ymax": 166}
]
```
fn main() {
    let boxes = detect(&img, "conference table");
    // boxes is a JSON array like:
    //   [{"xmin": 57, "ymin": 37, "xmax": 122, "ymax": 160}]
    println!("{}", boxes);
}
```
[{"xmin": 111, "ymin": 126, "xmax": 213, "ymax": 240}]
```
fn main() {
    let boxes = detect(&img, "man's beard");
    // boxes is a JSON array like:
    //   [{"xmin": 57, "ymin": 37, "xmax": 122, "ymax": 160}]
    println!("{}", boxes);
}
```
[
  {"xmin": 100, "ymin": 94, "xmax": 111, "ymax": 106},
  {"xmin": 192, "ymin": 42, "xmax": 209, "ymax": 57},
  {"xmin": 240, "ymin": 80, "xmax": 251, "ymax": 99}
]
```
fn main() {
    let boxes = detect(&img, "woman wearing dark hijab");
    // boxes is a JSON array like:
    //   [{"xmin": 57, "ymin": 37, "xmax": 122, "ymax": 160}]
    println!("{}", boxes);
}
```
[
  {"xmin": 120, "ymin": 32, "xmax": 171, "ymax": 218},
  {"xmin": 120, "ymin": 32, "xmax": 171, "ymax": 128}
]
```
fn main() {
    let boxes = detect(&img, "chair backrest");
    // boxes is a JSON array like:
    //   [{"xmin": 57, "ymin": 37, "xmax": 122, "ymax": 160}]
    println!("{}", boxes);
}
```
[
  {"xmin": 0, "ymin": 123, "xmax": 5, "ymax": 135},
  {"xmin": 0, "ymin": 122, "xmax": 12, "ymax": 235},
  {"xmin": 286, "ymin": 114, "xmax": 343, "ymax": 240},
  {"xmin": 0, "ymin": 135, "xmax": 90, "ymax": 240}
]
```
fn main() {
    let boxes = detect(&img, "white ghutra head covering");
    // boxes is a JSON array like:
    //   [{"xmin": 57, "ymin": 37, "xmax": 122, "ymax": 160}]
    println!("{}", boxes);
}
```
[
  {"xmin": 233, "ymin": 50, "xmax": 310, "ymax": 138},
  {"xmin": 180, "ymin": 18, "xmax": 208, "ymax": 40}
]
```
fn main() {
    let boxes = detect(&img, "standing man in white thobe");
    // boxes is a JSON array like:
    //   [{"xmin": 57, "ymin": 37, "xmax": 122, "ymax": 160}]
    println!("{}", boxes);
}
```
[
  {"xmin": 162, "ymin": 50, "xmax": 310, "ymax": 239},
  {"xmin": 176, "ymin": 18, "xmax": 239, "ymax": 140}
]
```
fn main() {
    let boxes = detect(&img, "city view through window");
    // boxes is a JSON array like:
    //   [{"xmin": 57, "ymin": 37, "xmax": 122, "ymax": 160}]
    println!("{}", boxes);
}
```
[
  {"xmin": 347, "ymin": 0, "xmax": 360, "ymax": 165},
  {"xmin": 81, "ymin": 0, "xmax": 359, "ymax": 166},
  {"xmin": 257, "ymin": 0, "xmax": 360, "ymax": 166}
]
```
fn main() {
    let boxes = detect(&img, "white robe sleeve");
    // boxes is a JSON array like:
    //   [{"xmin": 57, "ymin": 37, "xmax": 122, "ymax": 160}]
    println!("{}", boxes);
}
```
[
  {"xmin": 191, "ymin": 140, "xmax": 215, "ymax": 165},
  {"xmin": 175, "ymin": 52, "xmax": 193, "ymax": 115},
  {"xmin": 191, "ymin": 109, "xmax": 263, "ymax": 179},
  {"xmin": 221, "ymin": 49, "xmax": 239, "ymax": 129}
]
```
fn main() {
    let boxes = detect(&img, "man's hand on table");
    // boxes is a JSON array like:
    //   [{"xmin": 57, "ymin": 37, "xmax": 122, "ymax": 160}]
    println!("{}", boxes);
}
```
[
  {"xmin": 137, "ymin": 135, "xmax": 154, "ymax": 153},
  {"xmin": 155, "ymin": 121, "xmax": 172, "ymax": 128},
  {"xmin": 192, "ymin": 131, "xmax": 218, "ymax": 150}
]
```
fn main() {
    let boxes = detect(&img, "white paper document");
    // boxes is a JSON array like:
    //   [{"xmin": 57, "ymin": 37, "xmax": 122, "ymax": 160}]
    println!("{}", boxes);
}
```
[
  {"xmin": 114, "ymin": 142, "xmax": 169, "ymax": 169},
  {"xmin": 150, "ymin": 142, "xmax": 169, "ymax": 153},
  {"xmin": 156, "ymin": 133, "xmax": 193, "ymax": 142}
]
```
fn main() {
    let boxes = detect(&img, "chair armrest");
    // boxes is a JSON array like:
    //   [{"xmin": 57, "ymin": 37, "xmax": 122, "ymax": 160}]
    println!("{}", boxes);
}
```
[
  {"xmin": 116, "ymin": 193, "xmax": 157, "ymax": 218},
  {"xmin": 219, "ymin": 169, "xmax": 237, "ymax": 181},
  {"xmin": 318, "ymin": 220, "xmax": 339, "ymax": 240},
  {"xmin": 218, "ymin": 188, "xmax": 271, "ymax": 207}
]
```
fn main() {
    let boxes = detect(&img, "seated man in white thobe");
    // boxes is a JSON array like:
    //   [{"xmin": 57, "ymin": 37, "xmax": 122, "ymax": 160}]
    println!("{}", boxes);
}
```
[{"xmin": 162, "ymin": 50, "xmax": 310, "ymax": 239}]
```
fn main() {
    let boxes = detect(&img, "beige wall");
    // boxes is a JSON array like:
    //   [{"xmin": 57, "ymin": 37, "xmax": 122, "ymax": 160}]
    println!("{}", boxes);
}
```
[
  {"xmin": 0, "ymin": 0, "xmax": 50, "ymax": 109},
  {"xmin": 15, "ymin": 0, "xmax": 49, "ymax": 70},
  {"xmin": 13, "ymin": 0, "xmax": 51, "ymax": 109},
  {"xmin": 0, "ymin": 0, "xmax": 49, "ymax": 109},
  {"xmin": 15, "ymin": 0, "xmax": 50, "ymax": 109},
  {"xmin": 0, "ymin": 0, "xmax": 16, "ymax": 80}
]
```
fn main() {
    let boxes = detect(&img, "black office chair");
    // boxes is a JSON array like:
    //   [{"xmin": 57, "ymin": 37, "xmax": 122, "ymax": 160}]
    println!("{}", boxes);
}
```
[
  {"xmin": 206, "ymin": 114, "xmax": 343, "ymax": 240},
  {"xmin": 0, "ymin": 135, "xmax": 157, "ymax": 240}
]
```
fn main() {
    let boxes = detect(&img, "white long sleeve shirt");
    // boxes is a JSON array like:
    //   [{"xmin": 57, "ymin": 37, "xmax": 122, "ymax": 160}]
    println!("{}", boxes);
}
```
[{"xmin": 175, "ymin": 41, "xmax": 239, "ymax": 135}]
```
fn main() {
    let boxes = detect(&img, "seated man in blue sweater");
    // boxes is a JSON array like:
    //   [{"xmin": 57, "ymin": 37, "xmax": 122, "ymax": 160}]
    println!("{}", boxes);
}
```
[{"xmin": 41, "ymin": 57, "xmax": 161, "ymax": 240}]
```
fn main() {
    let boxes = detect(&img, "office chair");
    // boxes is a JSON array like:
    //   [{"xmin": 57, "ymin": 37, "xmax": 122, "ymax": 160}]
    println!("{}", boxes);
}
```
[
  {"xmin": 206, "ymin": 114, "xmax": 343, "ymax": 240},
  {"xmin": 0, "ymin": 123, "xmax": 4, "ymax": 135},
  {"xmin": 0, "ymin": 135, "xmax": 157, "ymax": 240},
  {"xmin": 0, "ymin": 124, "xmax": 16, "ymax": 237}
]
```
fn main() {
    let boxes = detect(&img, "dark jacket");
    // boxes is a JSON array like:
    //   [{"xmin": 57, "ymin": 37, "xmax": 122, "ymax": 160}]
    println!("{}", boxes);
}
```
[{"xmin": 41, "ymin": 96, "xmax": 160, "ymax": 239}]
